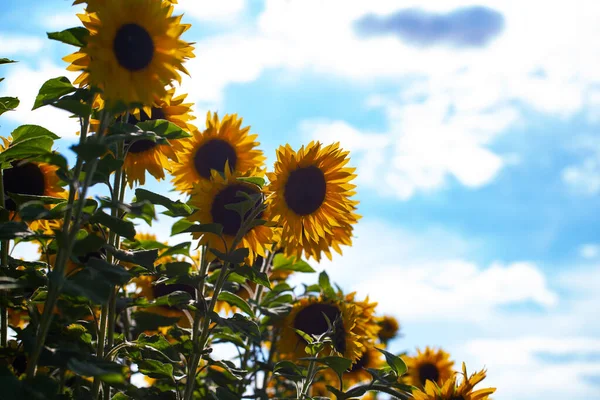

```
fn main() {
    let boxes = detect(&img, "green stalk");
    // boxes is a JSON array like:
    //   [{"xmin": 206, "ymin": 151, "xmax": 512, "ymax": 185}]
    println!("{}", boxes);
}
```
[
  {"xmin": 182, "ymin": 191, "xmax": 268, "ymax": 400},
  {"xmin": 0, "ymin": 168, "xmax": 8, "ymax": 348},
  {"xmin": 300, "ymin": 359, "xmax": 318, "ymax": 399},
  {"xmin": 26, "ymin": 111, "xmax": 109, "ymax": 380},
  {"xmin": 96, "ymin": 131, "xmax": 125, "ymax": 400}
]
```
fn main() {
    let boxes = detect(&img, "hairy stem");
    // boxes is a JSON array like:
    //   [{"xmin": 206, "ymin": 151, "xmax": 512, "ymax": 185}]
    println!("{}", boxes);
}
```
[{"xmin": 0, "ymin": 168, "xmax": 8, "ymax": 348}]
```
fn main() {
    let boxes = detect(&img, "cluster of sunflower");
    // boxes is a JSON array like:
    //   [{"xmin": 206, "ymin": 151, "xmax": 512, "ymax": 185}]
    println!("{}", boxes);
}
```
[{"xmin": 0, "ymin": 0, "xmax": 497, "ymax": 399}]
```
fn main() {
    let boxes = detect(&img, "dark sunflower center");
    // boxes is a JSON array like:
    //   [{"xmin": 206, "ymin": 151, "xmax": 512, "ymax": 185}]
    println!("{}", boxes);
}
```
[
  {"xmin": 284, "ymin": 165, "xmax": 326, "ymax": 216},
  {"xmin": 193, "ymin": 139, "xmax": 237, "ymax": 179},
  {"xmin": 350, "ymin": 350, "xmax": 370, "ymax": 372},
  {"xmin": 2, "ymin": 160, "xmax": 46, "ymax": 211},
  {"xmin": 113, "ymin": 23, "xmax": 154, "ymax": 71},
  {"xmin": 418, "ymin": 363, "xmax": 440, "ymax": 385},
  {"xmin": 152, "ymin": 282, "xmax": 196, "ymax": 300},
  {"xmin": 210, "ymin": 184, "xmax": 262, "ymax": 236},
  {"xmin": 126, "ymin": 108, "xmax": 167, "ymax": 154},
  {"xmin": 450, "ymin": 397, "xmax": 465, "ymax": 400},
  {"xmin": 293, "ymin": 303, "xmax": 345, "ymax": 353}
]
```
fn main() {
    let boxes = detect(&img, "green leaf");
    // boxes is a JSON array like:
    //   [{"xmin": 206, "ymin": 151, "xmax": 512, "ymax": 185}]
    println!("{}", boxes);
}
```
[
  {"xmin": 170, "ymin": 218, "xmax": 194, "ymax": 235},
  {"xmin": 0, "ymin": 97, "xmax": 19, "ymax": 116},
  {"xmin": 135, "ymin": 188, "xmax": 192, "ymax": 217},
  {"xmin": 47, "ymin": 27, "xmax": 89, "ymax": 47},
  {"xmin": 220, "ymin": 313, "xmax": 261, "ymax": 340},
  {"xmin": 376, "ymin": 348, "xmax": 407, "ymax": 376},
  {"xmin": 272, "ymin": 253, "xmax": 315, "ymax": 273},
  {"xmin": 294, "ymin": 328, "xmax": 314, "ymax": 344},
  {"xmin": 62, "ymin": 268, "xmax": 113, "ymax": 303},
  {"xmin": 92, "ymin": 153, "xmax": 123, "ymax": 185},
  {"xmin": 164, "ymin": 261, "xmax": 192, "ymax": 277},
  {"xmin": 230, "ymin": 265, "xmax": 270, "ymax": 288},
  {"xmin": 217, "ymin": 291, "xmax": 255, "ymax": 318},
  {"xmin": 0, "ymin": 221, "xmax": 33, "ymax": 239},
  {"xmin": 104, "ymin": 245, "xmax": 158, "ymax": 269},
  {"xmin": 11, "ymin": 124, "xmax": 60, "ymax": 144},
  {"xmin": 51, "ymin": 94, "xmax": 92, "ymax": 117},
  {"xmin": 210, "ymin": 247, "xmax": 249, "ymax": 265},
  {"xmin": 72, "ymin": 233, "xmax": 105, "ymax": 257},
  {"xmin": 67, "ymin": 358, "xmax": 125, "ymax": 384},
  {"xmin": 71, "ymin": 141, "xmax": 109, "ymax": 162},
  {"xmin": 137, "ymin": 359, "xmax": 174, "ymax": 379},
  {"xmin": 85, "ymin": 257, "xmax": 133, "ymax": 286},
  {"xmin": 273, "ymin": 360, "xmax": 304, "ymax": 381},
  {"xmin": 136, "ymin": 119, "xmax": 190, "ymax": 139},
  {"xmin": 7, "ymin": 193, "xmax": 66, "ymax": 208},
  {"xmin": 137, "ymin": 333, "xmax": 172, "ymax": 352},
  {"xmin": 304, "ymin": 356, "xmax": 352, "ymax": 378},
  {"xmin": 179, "ymin": 222, "xmax": 223, "ymax": 236},
  {"xmin": 32, "ymin": 76, "xmax": 76, "ymax": 110},
  {"xmin": 153, "ymin": 291, "xmax": 192, "ymax": 307},
  {"xmin": 91, "ymin": 210, "xmax": 136, "ymax": 240},
  {"xmin": 216, "ymin": 387, "xmax": 239, "ymax": 400},
  {"xmin": 159, "ymin": 241, "xmax": 191, "ymax": 259},
  {"xmin": 0, "ymin": 58, "xmax": 16, "ymax": 64},
  {"xmin": 236, "ymin": 176, "xmax": 265, "ymax": 188}
]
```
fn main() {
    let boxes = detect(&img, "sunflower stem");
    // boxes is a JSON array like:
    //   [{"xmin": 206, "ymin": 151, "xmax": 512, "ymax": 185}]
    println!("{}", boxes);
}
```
[
  {"xmin": 26, "ymin": 111, "xmax": 109, "ymax": 380},
  {"xmin": 300, "ymin": 359, "xmax": 318, "ymax": 399},
  {"xmin": 0, "ymin": 168, "xmax": 9, "ymax": 348},
  {"xmin": 96, "ymin": 128, "xmax": 125, "ymax": 400}
]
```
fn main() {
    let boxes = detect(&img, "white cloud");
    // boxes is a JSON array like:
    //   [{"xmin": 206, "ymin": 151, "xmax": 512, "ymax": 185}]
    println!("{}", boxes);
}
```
[
  {"xmin": 41, "ymin": 12, "xmax": 83, "ymax": 30},
  {"xmin": 176, "ymin": 0, "xmax": 246, "ymax": 22},
  {"xmin": 180, "ymin": 0, "xmax": 600, "ymax": 197},
  {"xmin": 562, "ymin": 135, "xmax": 600, "ymax": 195},
  {"xmin": 461, "ymin": 337, "xmax": 600, "ymax": 399},
  {"xmin": 580, "ymin": 244, "xmax": 600, "ymax": 259},
  {"xmin": 0, "ymin": 60, "xmax": 80, "ymax": 138},
  {"xmin": 0, "ymin": 34, "xmax": 44, "ymax": 55}
]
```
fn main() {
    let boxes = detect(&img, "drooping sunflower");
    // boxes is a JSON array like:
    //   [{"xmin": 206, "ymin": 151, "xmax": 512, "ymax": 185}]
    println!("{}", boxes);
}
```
[
  {"xmin": 186, "ymin": 167, "xmax": 274, "ymax": 264},
  {"xmin": 171, "ymin": 112, "xmax": 266, "ymax": 194},
  {"xmin": 412, "ymin": 363, "xmax": 496, "ymax": 400},
  {"xmin": 64, "ymin": 0, "xmax": 194, "ymax": 106},
  {"xmin": 266, "ymin": 141, "xmax": 360, "ymax": 261},
  {"xmin": 404, "ymin": 347, "xmax": 455, "ymax": 389},
  {"xmin": 378, "ymin": 315, "xmax": 400, "ymax": 343},
  {"xmin": 277, "ymin": 296, "xmax": 365, "ymax": 363},
  {"xmin": 119, "ymin": 89, "xmax": 195, "ymax": 187}
]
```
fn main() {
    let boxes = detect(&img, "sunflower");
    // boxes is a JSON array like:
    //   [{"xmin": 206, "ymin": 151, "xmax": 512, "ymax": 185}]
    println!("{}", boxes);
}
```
[
  {"xmin": 412, "ymin": 363, "xmax": 495, "ymax": 400},
  {"xmin": 1, "ymin": 145, "xmax": 67, "ymax": 230},
  {"xmin": 171, "ymin": 112, "xmax": 266, "ymax": 194},
  {"xmin": 186, "ymin": 167, "xmax": 274, "ymax": 264},
  {"xmin": 378, "ymin": 315, "xmax": 400, "ymax": 343},
  {"xmin": 117, "ymin": 89, "xmax": 195, "ymax": 187},
  {"xmin": 64, "ymin": 0, "xmax": 194, "ymax": 106},
  {"xmin": 266, "ymin": 141, "xmax": 359, "ymax": 261},
  {"xmin": 277, "ymin": 296, "xmax": 365, "ymax": 363},
  {"xmin": 74, "ymin": 0, "xmax": 178, "ymax": 12},
  {"xmin": 404, "ymin": 347, "xmax": 455, "ymax": 389}
]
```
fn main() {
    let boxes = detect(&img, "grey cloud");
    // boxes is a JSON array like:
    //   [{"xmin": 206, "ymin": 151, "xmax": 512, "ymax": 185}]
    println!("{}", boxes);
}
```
[{"xmin": 354, "ymin": 6, "xmax": 505, "ymax": 48}]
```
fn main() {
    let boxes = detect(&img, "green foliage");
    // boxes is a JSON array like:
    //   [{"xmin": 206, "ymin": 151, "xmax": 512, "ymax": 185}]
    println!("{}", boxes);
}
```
[
  {"xmin": 0, "ymin": 97, "xmax": 19, "ymax": 116},
  {"xmin": 47, "ymin": 27, "xmax": 89, "ymax": 47}
]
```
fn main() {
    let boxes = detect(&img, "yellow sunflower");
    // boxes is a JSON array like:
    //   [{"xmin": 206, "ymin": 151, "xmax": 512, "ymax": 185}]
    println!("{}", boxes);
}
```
[
  {"xmin": 64, "ymin": 0, "xmax": 194, "ymax": 106},
  {"xmin": 171, "ymin": 112, "xmax": 266, "ymax": 194},
  {"xmin": 266, "ymin": 141, "xmax": 360, "ymax": 261},
  {"xmin": 378, "ymin": 315, "xmax": 400, "ymax": 343},
  {"xmin": 412, "ymin": 363, "xmax": 496, "ymax": 400},
  {"xmin": 74, "ymin": 0, "xmax": 178, "ymax": 12},
  {"xmin": 320, "ymin": 345, "xmax": 385, "ymax": 390},
  {"xmin": 404, "ymin": 347, "xmax": 455, "ymax": 389},
  {"xmin": 118, "ymin": 89, "xmax": 195, "ymax": 187},
  {"xmin": 276, "ymin": 296, "xmax": 365, "ymax": 363},
  {"xmin": 1, "ymin": 144, "xmax": 67, "ymax": 231},
  {"xmin": 186, "ymin": 167, "xmax": 274, "ymax": 264}
]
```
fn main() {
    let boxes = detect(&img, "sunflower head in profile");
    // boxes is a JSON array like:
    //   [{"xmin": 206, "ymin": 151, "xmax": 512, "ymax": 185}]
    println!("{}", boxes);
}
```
[
  {"xmin": 378, "ymin": 315, "xmax": 401, "ymax": 343},
  {"xmin": 266, "ymin": 141, "xmax": 360, "ymax": 261},
  {"xmin": 116, "ymin": 89, "xmax": 195, "ymax": 187},
  {"xmin": 404, "ymin": 347, "xmax": 455, "ymax": 390},
  {"xmin": 171, "ymin": 112, "xmax": 266, "ymax": 194},
  {"xmin": 64, "ymin": 0, "xmax": 194, "ymax": 107},
  {"xmin": 276, "ymin": 296, "xmax": 365, "ymax": 363},
  {"xmin": 412, "ymin": 362, "xmax": 496, "ymax": 400}
]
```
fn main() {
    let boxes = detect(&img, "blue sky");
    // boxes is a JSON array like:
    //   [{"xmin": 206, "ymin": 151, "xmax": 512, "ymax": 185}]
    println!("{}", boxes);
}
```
[{"xmin": 2, "ymin": 1, "xmax": 600, "ymax": 399}]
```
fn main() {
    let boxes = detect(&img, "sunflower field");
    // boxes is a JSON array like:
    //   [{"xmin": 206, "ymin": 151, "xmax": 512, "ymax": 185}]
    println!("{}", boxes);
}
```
[{"xmin": 0, "ymin": 1, "xmax": 497, "ymax": 399}]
